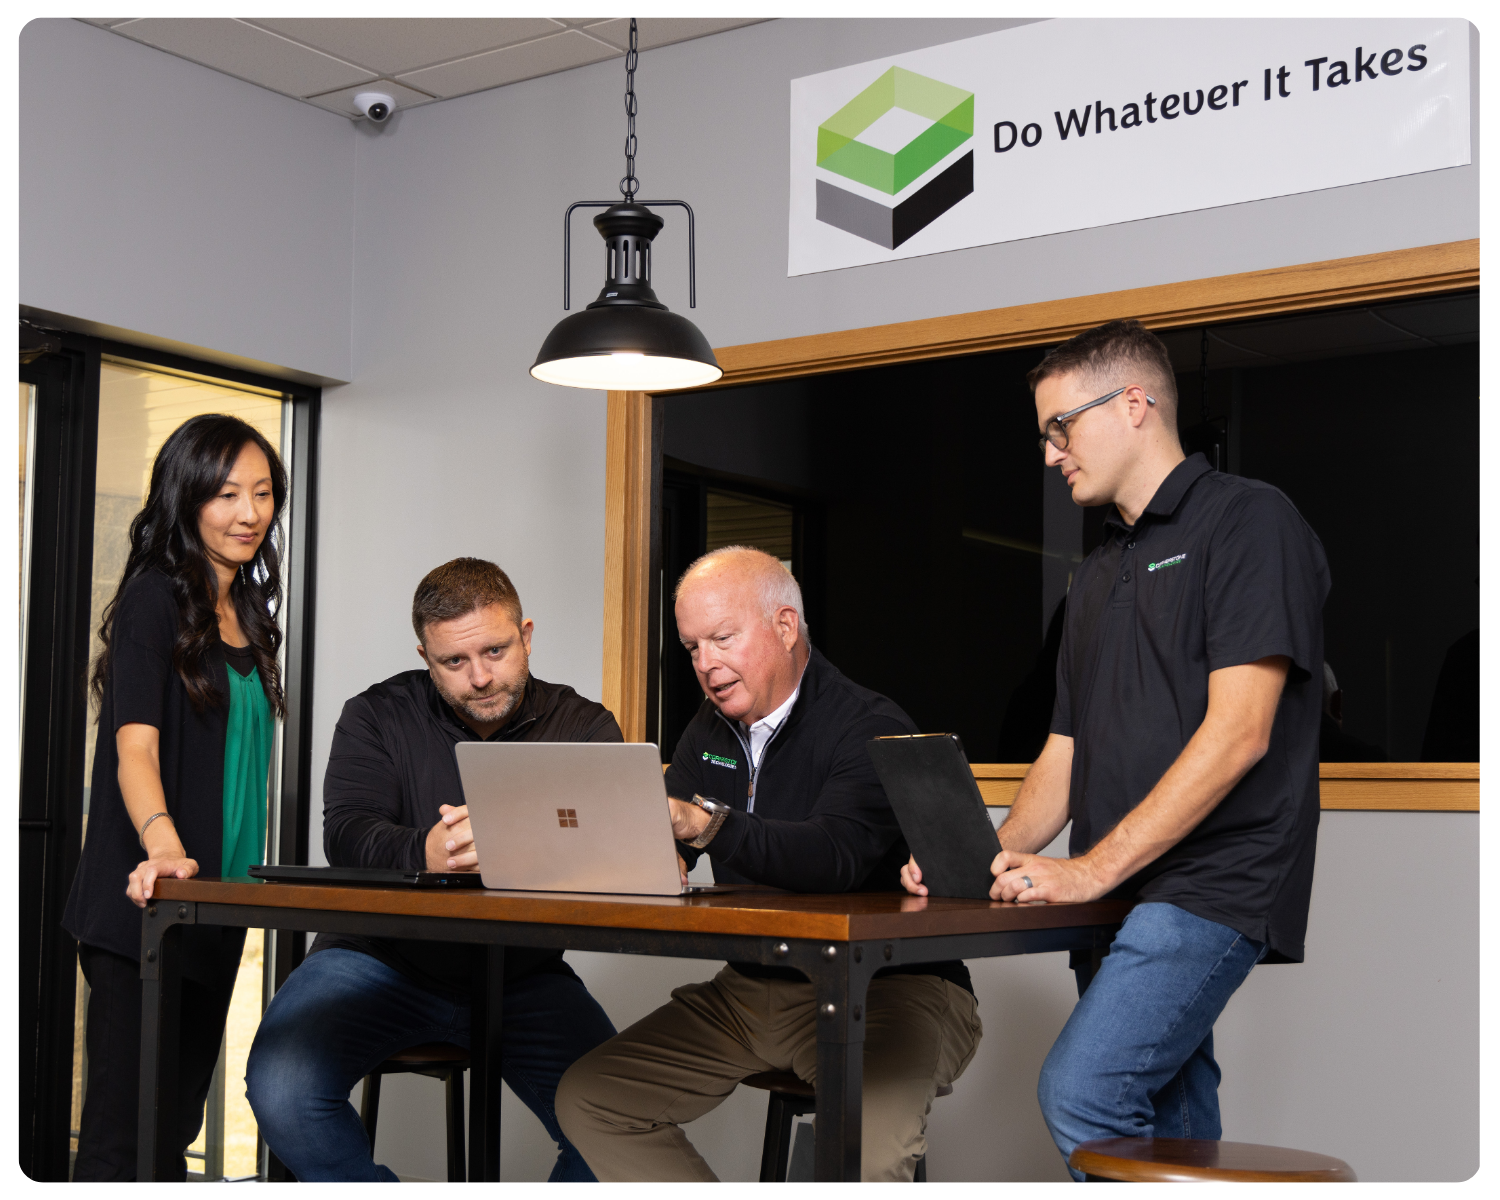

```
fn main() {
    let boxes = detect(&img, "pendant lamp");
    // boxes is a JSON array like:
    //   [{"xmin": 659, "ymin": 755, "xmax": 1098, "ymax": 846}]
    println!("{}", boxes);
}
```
[{"xmin": 531, "ymin": 19, "xmax": 722, "ymax": 391}]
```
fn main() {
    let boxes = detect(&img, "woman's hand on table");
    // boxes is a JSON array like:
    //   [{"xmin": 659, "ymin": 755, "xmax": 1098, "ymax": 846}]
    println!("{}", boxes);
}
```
[{"xmin": 127, "ymin": 851, "xmax": 199, "ymax": 907}]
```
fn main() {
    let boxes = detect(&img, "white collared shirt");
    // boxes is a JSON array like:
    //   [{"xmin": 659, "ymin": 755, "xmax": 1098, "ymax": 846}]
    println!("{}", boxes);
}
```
[
  {"xmin": 732, "ymin": 674, "xmax": 804, "ymax": 814},
  {"xmin": 743, "ymin": 684, "xmax": 800, "ymax": 774}
]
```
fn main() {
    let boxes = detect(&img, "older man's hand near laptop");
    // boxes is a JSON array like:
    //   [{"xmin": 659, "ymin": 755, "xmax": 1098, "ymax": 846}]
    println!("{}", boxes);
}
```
[{"xmin": 668, "ymin": 809, "xmax": 699, "ymax": 886}]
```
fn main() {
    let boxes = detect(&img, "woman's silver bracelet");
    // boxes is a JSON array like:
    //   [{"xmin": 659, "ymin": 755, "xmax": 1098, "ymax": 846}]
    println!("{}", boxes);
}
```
[{"xmin": 139, "ymin": 811, "xmax": 173, "ymax": 849}]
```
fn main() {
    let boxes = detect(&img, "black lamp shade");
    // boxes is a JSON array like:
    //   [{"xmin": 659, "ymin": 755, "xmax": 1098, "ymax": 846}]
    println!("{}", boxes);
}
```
[
  {"xmin": 533, "ymin": 201, "xmax": 722, "ymax": 391},
  {"xmin": 531, "ymin": 304, "xmax": 722, "ymax": 391}
]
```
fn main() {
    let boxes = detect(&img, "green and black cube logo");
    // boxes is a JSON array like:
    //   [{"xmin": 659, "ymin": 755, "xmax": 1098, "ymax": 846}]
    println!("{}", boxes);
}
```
[{"xmin": 816, "ymin": 67, "xmax": 974, "ymax": 250}]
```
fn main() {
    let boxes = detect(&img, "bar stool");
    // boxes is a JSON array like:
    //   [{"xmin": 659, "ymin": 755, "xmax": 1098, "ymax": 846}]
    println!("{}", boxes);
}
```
[
  {"xmin": 1070, "ymin": 1137, "xmax": 1357, "ymax": 1182},
  {"xmin": 740, "ymin": 1070, "xmax": 951, "ymax": 1182},
  {"xmin": 360, "ymin": 1043, "xmax": 470, "ymax": 1181}
]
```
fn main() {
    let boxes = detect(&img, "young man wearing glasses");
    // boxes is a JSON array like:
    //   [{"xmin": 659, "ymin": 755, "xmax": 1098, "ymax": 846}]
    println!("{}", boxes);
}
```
[{"xmin": 902, "ymin": 319, "xmax": 1329, "ymax": 1176}]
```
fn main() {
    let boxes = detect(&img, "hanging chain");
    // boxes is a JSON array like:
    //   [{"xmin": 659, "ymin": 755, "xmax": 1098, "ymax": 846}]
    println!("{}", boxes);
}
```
[{"xmin": 619, "ymin": 18, "xmax": 640, "ymax": 201}]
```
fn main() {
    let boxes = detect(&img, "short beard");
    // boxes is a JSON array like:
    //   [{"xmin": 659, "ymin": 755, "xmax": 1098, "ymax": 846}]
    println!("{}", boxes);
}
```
[{"xmin": 436, "ymin": 666, "xmax": 529, "ymax": 729}]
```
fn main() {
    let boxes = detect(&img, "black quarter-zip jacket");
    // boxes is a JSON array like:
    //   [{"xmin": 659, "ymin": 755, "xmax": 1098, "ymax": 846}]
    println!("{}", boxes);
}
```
[
  {"xmin": 311, "ymin": 669, "xmax": 622, "ymax": 999},
  {"xmin": 668, "ymin": 647, "xmax": 971, "ymax": 993}
]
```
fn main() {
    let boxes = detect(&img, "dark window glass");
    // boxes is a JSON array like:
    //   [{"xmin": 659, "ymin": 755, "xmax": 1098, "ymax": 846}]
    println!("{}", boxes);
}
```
[
  {"xmin": 661, "ymin": 290, "xmax": 1478, "ymax": 765},
  {"xmin": 1162, "ymin": 293, "xmax": 1478, "ymax": 762}
]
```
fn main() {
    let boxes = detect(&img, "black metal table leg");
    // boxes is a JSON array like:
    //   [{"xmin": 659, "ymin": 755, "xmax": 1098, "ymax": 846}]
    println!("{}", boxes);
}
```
[
  {"xmin": 137, "ymin": 902, "xmax": 193, "ymax": 1181},
  {"xmin": 801, "ymin": 939, "xmax": 880, "ymax": 1181},
  {"xmin": 468, "ymin": 944, "xmax": 505, "ymax": 1181}
]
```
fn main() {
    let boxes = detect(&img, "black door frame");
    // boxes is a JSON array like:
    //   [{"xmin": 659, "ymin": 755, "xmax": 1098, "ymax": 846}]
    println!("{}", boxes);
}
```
[
  {"xmin": 16, "ymin": 325, "xmax": 321, "ymax": 1179},
  {"xmin": 19, "ymin": 333, "xmax": 101, "ymax": 1182}
]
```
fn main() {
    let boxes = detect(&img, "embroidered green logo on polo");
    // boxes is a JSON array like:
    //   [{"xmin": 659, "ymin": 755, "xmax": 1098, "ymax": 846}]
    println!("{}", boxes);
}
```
[
  {"xmin": 702, "ymin": 751, "xmax": 738, "ymax": 770},
  {"xmin": 1147, "ymin": 554, "xmax": 1187, "ymax": 572}
]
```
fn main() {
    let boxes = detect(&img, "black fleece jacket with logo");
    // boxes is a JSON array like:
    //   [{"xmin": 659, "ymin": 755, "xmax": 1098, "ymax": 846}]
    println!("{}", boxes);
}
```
[{"xmin": 667, "ymin": 646, "xmax": 971, "ymax": 992}]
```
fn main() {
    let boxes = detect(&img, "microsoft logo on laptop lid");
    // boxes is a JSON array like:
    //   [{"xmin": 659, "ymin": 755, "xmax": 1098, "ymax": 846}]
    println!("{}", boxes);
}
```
[{"xmin": 815, "ymin": 66, "xmax": 974, "ymax": 250}]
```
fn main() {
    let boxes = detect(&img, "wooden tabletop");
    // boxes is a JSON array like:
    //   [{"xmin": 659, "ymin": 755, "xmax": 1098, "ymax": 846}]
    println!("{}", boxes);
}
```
[{"xmin": 153, "ymin": 877, "xmax": 1131, "ymax": 942}]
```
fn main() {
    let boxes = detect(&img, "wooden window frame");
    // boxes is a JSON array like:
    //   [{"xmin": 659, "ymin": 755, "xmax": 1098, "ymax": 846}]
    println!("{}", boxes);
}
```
[{"xmin": 603, "ymin": 238, "xmax": 1479, "ymax": 811}]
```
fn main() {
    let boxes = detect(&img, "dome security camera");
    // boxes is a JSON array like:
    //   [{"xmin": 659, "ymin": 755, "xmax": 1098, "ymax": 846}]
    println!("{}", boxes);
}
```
[{"xmin": 355, "ymin": 92, "xmax": 395, "ymax": 123}]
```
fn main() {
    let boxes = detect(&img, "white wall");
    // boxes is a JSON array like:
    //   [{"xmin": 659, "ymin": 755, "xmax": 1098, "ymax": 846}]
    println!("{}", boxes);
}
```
[
  {"xmin": 19, "ymin": 19, "xmax": 354, "ymax": 384},
  {"xmin": 19, "ymin": 16, "xmax": 1479, "ymax": 1183}
]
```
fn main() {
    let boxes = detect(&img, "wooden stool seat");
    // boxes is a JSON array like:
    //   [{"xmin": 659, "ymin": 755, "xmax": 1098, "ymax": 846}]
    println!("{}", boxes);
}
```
[
  {"xmin": 377, "ymin": 1042, "xmax": 471, "ymax": 1072},
  {"xmin": 741, "ymin": 1070, "xmax": 815, "ymax": 1098},
  {"xmin": 739, "ymin": 1070, "xmax": 951, "ymax": 1180},
  {"xmin": 740, "ymin": 1070, "xmax": 953, "ymax": 1101},
  {"xmin": 1070, "ymin": 1137, "xmax": 1357, "ymax": 1182},
  {"xmin": 361, "ymin": 1042, "xmax": 470, "ymax": 1181}
]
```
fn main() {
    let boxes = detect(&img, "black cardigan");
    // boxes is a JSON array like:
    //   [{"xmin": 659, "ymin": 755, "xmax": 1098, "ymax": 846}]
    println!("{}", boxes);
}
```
[{"xmin": 62, "ymin": 570, "xmax": 240, "ymax": 982}]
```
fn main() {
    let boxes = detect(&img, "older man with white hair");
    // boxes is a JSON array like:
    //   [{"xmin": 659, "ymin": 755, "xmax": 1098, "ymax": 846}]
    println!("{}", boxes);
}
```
[{"xmin": 556, "ymin": 546, "xmax": 982, "ymax": 1181}]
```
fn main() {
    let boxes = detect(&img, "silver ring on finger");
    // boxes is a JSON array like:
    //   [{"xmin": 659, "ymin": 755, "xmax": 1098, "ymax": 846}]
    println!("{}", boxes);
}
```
[{"xmin": 1021, "ymin": 875, "xmax": 1034, "ymax": 890}]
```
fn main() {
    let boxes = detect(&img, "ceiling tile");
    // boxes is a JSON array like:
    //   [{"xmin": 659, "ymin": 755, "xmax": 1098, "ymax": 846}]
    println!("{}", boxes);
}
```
[
  {"xmin": 1217, "ymin": 310, "xmax": 1423, "ymax": 360},
  {"xmin": 246, "ymin": 18, "xmax": 565, "ymax": 77},
  {"xmin": 1160, "ymin": 328, "xmax": 1258, "ymax": 374},
  {"xmin": 1376, "ymin": 293, "xmax": 1479, "ymax": 342},
  {"xmin": 302, "ymin": 78, "xmax": 438, "ymax": 120},
  {"xmin": 584, "ymin": 18, "xmax": 766, "ymax": 52},
  {"xmin": 396, "ymin": 29, "xmax": 619, "ymax": 99},
  {"xmin": 111, "ymin": 18, "xmax": 373, "ymax": 97}
]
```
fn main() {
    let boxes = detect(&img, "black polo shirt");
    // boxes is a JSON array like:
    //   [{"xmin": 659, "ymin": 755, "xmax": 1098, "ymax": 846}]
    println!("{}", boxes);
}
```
[{"xmin": 1051, "ymin": 454, "xmax": 1329, "ymax": 963}]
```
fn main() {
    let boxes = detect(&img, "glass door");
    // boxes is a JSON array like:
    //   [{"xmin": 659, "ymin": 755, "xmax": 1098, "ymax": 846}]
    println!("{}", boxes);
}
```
[{"xmin": 75, "ymin": 359, "xmax": 288, "ymax": 1180}]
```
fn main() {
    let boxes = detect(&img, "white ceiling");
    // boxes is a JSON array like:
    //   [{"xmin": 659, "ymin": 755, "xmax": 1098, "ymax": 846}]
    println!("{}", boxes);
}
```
[{"xmin": 80, "ymin": 18, "xmax": 768, "ymax": 119}]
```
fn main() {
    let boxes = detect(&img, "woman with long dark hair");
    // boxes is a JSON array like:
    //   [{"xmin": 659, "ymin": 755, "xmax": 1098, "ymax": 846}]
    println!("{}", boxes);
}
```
[{"xmin": 63, "ymin": 413, "xmax": 287, "ymax": 1180}]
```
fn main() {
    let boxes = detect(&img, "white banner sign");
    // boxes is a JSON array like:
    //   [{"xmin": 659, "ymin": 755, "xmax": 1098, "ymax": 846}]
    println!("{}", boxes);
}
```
[{"xmin": 789, "ymin": 19, "xmax": 1470, "ymax": 276}]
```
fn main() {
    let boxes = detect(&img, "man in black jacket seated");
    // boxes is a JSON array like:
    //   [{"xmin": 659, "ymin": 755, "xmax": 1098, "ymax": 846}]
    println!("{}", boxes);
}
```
[
  {"xmin": 246, "ymin": 558, "xmax": 619, "ymax": 1181},
  {"xmin": 556, "ymin": 547, "xmax": 982, "ymax": 1181}
]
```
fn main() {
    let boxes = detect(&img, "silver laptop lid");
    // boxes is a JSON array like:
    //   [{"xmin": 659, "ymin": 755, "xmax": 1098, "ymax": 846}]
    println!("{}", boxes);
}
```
[{"xmin": 457, "ymin": 741, "xmax": 683, "ymax": 895}]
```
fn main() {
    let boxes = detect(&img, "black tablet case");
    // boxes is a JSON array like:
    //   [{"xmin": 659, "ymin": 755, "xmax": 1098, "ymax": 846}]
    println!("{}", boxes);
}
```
[{"xmin": 867, "ymin": 734, "xmax": 999, "ymax": 900}]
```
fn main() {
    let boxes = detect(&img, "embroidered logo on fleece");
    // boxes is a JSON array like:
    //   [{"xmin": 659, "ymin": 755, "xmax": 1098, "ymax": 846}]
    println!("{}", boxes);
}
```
[
  {"xmin": 1147, "ymin": 553, "xmax": 1187, "ymax": 572},
  {"xmin": 702, "ymin": 751, "xmax": 738, "ymax": 770}
]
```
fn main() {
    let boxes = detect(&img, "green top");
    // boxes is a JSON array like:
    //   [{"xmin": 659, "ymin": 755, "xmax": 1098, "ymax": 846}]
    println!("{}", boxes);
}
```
[{"xmin": 222, "ymin": 664, "xmax": 273, "ymax": 878}]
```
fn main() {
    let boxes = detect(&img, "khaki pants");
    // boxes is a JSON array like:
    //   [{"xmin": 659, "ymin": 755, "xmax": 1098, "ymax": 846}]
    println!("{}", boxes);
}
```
[{"xmin": 556, "ymin": 966, "xmax": 982, "ymax": 1181}]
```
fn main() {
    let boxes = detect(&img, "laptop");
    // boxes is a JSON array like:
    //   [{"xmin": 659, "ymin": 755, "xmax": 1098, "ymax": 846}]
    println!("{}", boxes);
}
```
[
  {"xmin": 248, "ymin": 864, "xmax": 483, "ymax": 889},
  {"xmin": 457, "ymin": 741, "xmax": 729, "ymax": 896},
  {"xmin": 866, "ymin": 733, "xmax": 1001, "ymax": 900}
]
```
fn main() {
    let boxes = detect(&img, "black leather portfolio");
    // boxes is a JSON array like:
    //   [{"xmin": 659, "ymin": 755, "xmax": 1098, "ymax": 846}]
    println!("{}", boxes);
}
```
[{"xmin": 866, "ymin": 733, "xmax": 1000, "ymax": 900}]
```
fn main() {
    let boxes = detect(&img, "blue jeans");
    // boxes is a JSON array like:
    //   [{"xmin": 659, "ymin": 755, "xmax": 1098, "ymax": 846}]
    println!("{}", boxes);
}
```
[
  {"xmin": 1038, "ymin": 902, "xmax": 1267, "ymax": 1180},
  {"xmin": 246, "ymin": 948, "xmax": 617, "ymax": 1181}
]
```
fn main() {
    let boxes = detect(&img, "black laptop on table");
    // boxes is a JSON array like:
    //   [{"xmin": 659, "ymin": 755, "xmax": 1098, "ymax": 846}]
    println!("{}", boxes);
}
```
[
  {"xmin": 247, "ymin": 864, "xmax": 483, "ymax": 889},
  {"xmin": 866, "ymin": 733, "xmax": 1001, "ymax": 900}
]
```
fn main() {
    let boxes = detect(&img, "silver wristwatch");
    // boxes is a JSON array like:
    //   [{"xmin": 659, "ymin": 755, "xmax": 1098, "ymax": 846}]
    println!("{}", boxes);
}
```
[{"xmin": 687, "ymin": 794, "xmax": 731, "ymax": 849}]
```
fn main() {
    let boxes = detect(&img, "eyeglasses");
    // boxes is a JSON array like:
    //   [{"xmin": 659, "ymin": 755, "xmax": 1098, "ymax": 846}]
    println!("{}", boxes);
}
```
[{"xmin": 1038, "ymin": 386, "xmax": 1156, "ymax": 453}]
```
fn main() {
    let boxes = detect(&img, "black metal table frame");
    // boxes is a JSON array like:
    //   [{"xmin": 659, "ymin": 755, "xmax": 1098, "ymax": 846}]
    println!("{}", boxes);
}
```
[{"xmin": 138, "ymin": 899, "xmax": 1118, "ymax": 1182}]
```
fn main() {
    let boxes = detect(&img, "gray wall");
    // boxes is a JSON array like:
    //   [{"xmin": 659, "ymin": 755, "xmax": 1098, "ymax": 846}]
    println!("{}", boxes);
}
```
[
  {"xmin": 19, "ymin": 16, "xmax": 1479, "ymax": 1183},
  {"xmin": 20, "ymin": 19, "xmax": 355, "ymax": 384}
]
